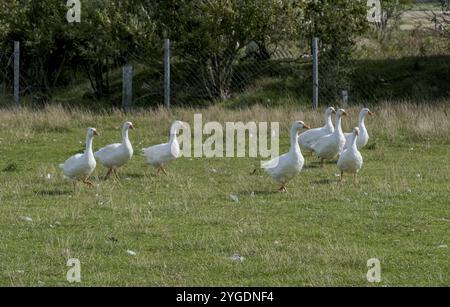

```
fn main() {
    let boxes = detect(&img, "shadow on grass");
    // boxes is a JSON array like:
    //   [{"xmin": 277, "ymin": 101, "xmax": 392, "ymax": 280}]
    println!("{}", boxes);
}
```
[
  {"xmin": 304, "ymin": 164, "xmax": 320, "ymax": 169},
  {"xmin": 312, "ymin": 179, "xmax": 337, "ymax": 185},
  {"xmin": 35, "ymin": 189, "xmax": 72, "ymax": 196},
  {"xmin": 123, "ymin": 172, "xmax": 147, "ymax": 179}
]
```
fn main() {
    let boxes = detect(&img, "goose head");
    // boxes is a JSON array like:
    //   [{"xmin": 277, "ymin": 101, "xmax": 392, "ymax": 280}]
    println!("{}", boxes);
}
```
[
  {"xmin": 337, "ymin": 109, "xmax": 348, "ymax": 118},
  {"xmin": 123, "ymin": 121, "xmax": 134, "ymax": 130},
  {"xmin": 326, "ymin": 107, "xmax": 337, "ymax": 116},
  {"xmin": 293, "ymin": 121, "xmax": 311, "ymax": 131},
  {"xmin": 88, "ymin": 128, "xmax": 99, "ymax": 137},
  {"xmin": 361, "ymin": 108, "xmax": 374, "ymax": 117},
  {"xmin": 170, "ymin": 120, "xmax": 188, "ymax": 135}
]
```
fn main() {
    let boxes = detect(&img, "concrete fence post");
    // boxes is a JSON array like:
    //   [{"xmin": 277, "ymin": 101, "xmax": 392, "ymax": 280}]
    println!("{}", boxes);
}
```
[
  {"xmin": 122, "ymin": 64, "xmax": 133, "ymax": 111},
  {"xmin": 164, "ymin": 38, "xmax": 171, "ymax": 108},
  {"xmin": 14, "ymin": 41, "xmax": 20, "ymax": 106},
  {"xmin": 312, "ymin": 37, "xmax": 319, "ymax": 110}
]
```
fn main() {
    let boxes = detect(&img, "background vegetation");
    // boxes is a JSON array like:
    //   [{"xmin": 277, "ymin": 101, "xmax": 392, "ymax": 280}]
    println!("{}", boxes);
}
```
[{"xmin": 2, "ymin": 0, "xmax": 447, "ymax": 109}]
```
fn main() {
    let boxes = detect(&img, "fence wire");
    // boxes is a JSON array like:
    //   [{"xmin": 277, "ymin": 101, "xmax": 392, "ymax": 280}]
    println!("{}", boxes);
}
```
[
  {"xmin": 1, "ymin": 3, "xmax": 449, "ymax": 108},
  {"xmin": 318, "ymin": 4, "xmax": 450, "ymax": 105}
]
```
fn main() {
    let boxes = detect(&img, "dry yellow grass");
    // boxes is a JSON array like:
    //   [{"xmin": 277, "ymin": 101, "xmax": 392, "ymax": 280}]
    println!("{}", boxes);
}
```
[{"xmin": 0, "ymin": 102, "xmax": 449, "ymax": 144}]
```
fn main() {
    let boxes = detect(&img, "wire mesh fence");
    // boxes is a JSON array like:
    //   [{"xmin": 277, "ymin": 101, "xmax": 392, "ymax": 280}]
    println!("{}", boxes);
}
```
[
  {"xmin": 129, "ymin": 39, "xmax": 312, "ymax": 108},
  {"xmin": 317, "ymin": 2, "xmax": 450, "ymax": 105},
  {"xmin": 0, "ymin": 2, "xmax": 449, "ymax": 109},
  {"xmin": 0, "ymin": 49, "xmax": 14, "ymax": 99}
]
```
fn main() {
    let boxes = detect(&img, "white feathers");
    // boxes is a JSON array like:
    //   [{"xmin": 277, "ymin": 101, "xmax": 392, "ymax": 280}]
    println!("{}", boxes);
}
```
[
  {"xmin": 60, "ymin": 128, "xmax": 98, "ymax": 181},
  {"xmin": 142, "ymin": 121, "xmax": 186, "ymax": 169},
  {"xmin": 299, "ymin": 107, "xmax": 336, "ymax": 152},
  {"xmin": 311, "ymin": 109, "xmax": 347, "ymax": 161},
  {"xmin": 263, "ymin": 121, "xmax": 309, "ymax": 191},
  {"xmin": 95, "ymin": 122, "xmax": 134, "ymax": 169},
  {"xmin": 338, "ymin": 127, "xmax": 364, "ymax": 176},
  {"xmin": 343, "ymin": 108, "xmax": 374, "ymax": 150}
]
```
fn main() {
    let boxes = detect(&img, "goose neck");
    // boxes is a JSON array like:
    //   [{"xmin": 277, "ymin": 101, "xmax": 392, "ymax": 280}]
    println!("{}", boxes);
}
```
[
  {"xmin": 325, "ymin": 113, "xmax": 334, "ymax": 130},
  {"xmin": 169, "ymin": 132, "xmax": 178, "ymax": 144},
  {"xmin": 335, "ymin": 114, "xmax": 343, "ymax": 135},
  {"xmin": 85, "ymin": 134, "xmax": 94, "ymax": 155},
  {"xmin": 122, "ymin": 127, "xmax": 130, "ymax": 145},
  {"xmin": 290, "ymin": 127, "xmax": 301, "ymax": 154},
  {"xmin": 359, "ymin": 113, "xmax": 366, "ymax": 128},
  {"xmin": 351, "ymin": 133, "xmax": 358, "ymax": 150}
]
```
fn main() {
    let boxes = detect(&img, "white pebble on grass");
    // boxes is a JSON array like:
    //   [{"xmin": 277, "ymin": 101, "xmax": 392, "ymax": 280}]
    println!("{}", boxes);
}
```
[
  {"xmin": 229, "ymin": 194, "xmax": 239, "ymax": 203},
  {"xmin": 126, "ymin": 250, "xmax": 137, "ymax": 256},
  {"xmin": 230, "ymin": 254, "xmax": 245, "ymax": 263},
  {"xmin": 438, "ymin": 245, "xmax": 448, "ymax": 249},
  {"xmin": 20, "ymin": 216, "xmax": 33, "ymax": 222}
]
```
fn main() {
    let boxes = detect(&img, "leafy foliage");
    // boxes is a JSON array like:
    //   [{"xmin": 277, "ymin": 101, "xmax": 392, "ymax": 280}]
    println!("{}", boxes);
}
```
[{"xmin": 0, "ymin": 0, "xmax": 374, "ymax": 106}]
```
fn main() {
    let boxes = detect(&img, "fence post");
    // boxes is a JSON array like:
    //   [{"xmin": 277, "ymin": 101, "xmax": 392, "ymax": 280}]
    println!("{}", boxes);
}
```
[
  {"xmin": 312, "ymin": 37, "xmax": 319, "ymax": 110},
  {"xmin": 341, "ymin": 90, "xmax": 349, "ymax": 108},
  {"xmin": 164, "ymin": 38, "xmax": 171, "ymax": 108},
  {"xmin": 122, "ymin": 64, "xmax": 133, "ymax": 111},
  {"xmin": 14, "ymin": 41, "xmax": 20, "ymax": 106}
]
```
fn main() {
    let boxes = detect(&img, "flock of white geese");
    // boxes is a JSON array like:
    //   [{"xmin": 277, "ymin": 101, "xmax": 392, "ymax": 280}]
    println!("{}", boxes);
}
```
[{"xmin": 59, "ymin": 107, "xmax": 373, "ymax": 192}]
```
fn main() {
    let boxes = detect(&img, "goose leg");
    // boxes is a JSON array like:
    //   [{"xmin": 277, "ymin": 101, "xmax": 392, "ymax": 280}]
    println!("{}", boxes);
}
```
[
  {"xmin": 354, "ymin": 173, "xmax": 359, "ymax": 184},
  {"xmin": 278, "ymin": 184, "xmax": 287, "ymax": 193},
  {"xmin": 154, "ymin": 168, "xmax": 161, "ymax": 177},
  {"xmin": 320, "ymin": 158, "xmax": 325, "ymax": 168},
  {"xmin": 113, "ymin": 167, "xmax": 120, "ymax": 179},
  {"xmin": 340, "ymin": 171, "xmax": 344, "ymax": 183},
  {"xmin": 83, "ymin": 179, "xmax": 94, "ymax": 187},
  {"xmin": 161, "ymin": 167, "xmax": 168, "ymax": 176},
  {"xmin": 105, "ymin": 168, "xmax": 114, "ymax": 180}
]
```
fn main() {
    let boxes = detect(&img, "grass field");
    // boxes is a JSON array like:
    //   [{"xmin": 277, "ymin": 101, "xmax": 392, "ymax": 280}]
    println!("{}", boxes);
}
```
[{"xmin": 0, "ymin": 103, "xmax": 449, "ymax": 286}]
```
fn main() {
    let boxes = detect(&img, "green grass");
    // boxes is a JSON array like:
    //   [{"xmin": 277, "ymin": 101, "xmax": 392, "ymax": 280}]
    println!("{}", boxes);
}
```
[
  {"xmin": 411, "ymin": 2, "xmax": 443, "ymax": 11},
  {"xmin": 0, "ymin": 104, "xmax": 449, "ymax": 286},
  {"xmin": 352, "ymin": 55, "xmax": 450, "ymax": 102}
]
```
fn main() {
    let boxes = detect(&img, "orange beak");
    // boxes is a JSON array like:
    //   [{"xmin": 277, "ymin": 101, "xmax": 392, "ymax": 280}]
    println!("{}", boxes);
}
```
[
  {"xmin": 368, "ymin": 111, "xmax": 374, "ymax": 116},
  {"xmin": 303, "ymin": 124, "xmax": 311, "ymax": 130},
  {"xmin": 332, "ymin": 110, "xmax": 337, "ymax": 114},
  {"xmin": 129, "ymin": 124, "xmax": 135, "ymax": 130},
  {"xmin": 93, "ymin": 130, "xmax": 99, "ymax": 136},
  {"xmin": 342, "ymin": 111, "xmax": 348, "ymax": 116}
]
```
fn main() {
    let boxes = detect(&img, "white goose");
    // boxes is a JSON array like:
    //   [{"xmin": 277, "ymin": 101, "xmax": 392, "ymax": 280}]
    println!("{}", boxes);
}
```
[
  {"xmin": 338, "ymin": 127, "xmax": 363, "ymax": 182},
  {"xmin": 60, "ymin": 128, "xmax": 98, "ymax": 186},
  {"xmin": 344, "ymin": 108, "xmax": 374, "ymax": 150},
  {"xmin": 311, "ymin": 108, "xmax": 347, "ymax": 167},
  {"xmin": 142, "ymin": 121, "xmax": 187, "ymax": 175},
  {"xmin": 299, "ymin": 106, "xmax": 336, "ymax": 152},
  {"xmin": 262, "ymin": 121, "xmax": 310, "ymax": 192},
  {"xmin": 94, "ymin": 122, "xmax": 134, "ymax": 179}
]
